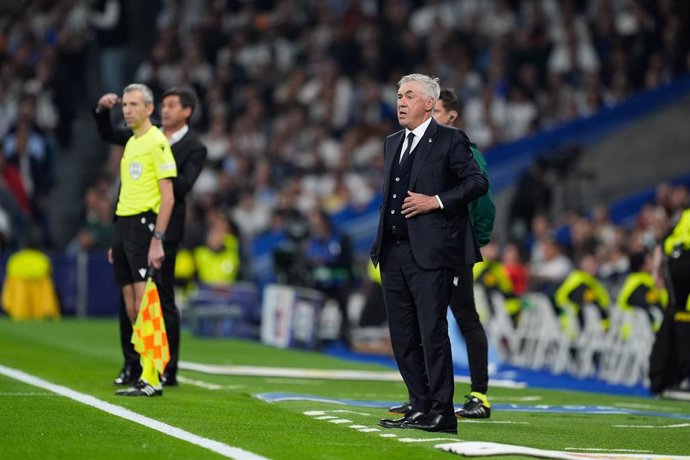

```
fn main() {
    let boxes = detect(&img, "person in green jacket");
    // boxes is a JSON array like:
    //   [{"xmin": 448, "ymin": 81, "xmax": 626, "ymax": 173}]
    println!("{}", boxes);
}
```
[{"xmin": 389, "ymin": 88, "xmax": 496, "ymax": 419}]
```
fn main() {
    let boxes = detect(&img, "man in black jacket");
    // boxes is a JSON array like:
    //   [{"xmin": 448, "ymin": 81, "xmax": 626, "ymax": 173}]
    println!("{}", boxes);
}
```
[
  {"xmin": 94, "ymin": 86, "xmax": 207, "ymax": 386},
  {"xmin": 371, "ymin": 74, "xmax": 488, "ymax": 434}
]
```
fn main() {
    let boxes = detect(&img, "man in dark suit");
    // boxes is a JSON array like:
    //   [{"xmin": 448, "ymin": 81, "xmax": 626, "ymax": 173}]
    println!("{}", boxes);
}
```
[
  {"xmin": 94, "ymin": 86, "xmax": 207, "ymax": 386},
  {"xmin": 389, "ymin": 87, "xmax": 496, "ymax": 419},
  {"xmin": 371, "ymin": 74, "xmax": 488, "ymax": 434}
]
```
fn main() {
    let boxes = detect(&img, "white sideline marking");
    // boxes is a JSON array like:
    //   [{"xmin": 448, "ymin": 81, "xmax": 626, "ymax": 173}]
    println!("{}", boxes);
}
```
[
  {"xmin": 613, "ymin": 423, "xmax": 690, "ymax": 429},
  {"xmin": 614, "ymin": 402, "xmax": 683, "ymax": 412},
  {"xmin": 459, "ymin": 420, "xmax": 529, "ymax": 425},
  {"xmin": 399, "ymin": 437, "xmax": 459, "ymax": 443},
  {"xmin": 0, "ymin": 392, "xmax": 54, "ymax": 396},
  {"xmin": 565, "ymin": 447, "xmax": 652, "ymax": 453},
  {"xmin": 177, "ymin": 376, "xmax": 245, "ymax": 391},
  {"xmin": 332, "ymin": 409, "xmax": 371, "ymax": 416},
  {"xmin": 0, "ymin": 364, "xmax": 269, "ymax": 460},
  {"xmin": 492, "ymin": 395, "xmax": 542, "ymax": 402},
  {"xmin": 263, "ymin": 378, "xmax": 321, "ymax": 385},
  {"xmin": 180, "ymin": 361, "xmax": 526, "ymax": 388},
  {"xmin": 176, "ymin": 376, "xmax": 221, "ymax": 390},
  {"xmin": 303, "ymin": 407, "xmax": 458, "ymax": 444}
]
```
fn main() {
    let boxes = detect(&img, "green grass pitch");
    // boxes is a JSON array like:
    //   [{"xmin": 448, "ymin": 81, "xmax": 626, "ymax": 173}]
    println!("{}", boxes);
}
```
[{"xmin": 1, "ymin": 318, "xmax": 689, "ymax": 459}]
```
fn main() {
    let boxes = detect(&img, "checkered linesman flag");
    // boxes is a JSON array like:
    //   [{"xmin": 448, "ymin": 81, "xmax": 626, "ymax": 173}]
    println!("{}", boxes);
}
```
[{"xmin": 131, "ymin": 277, "xmax": 170, "ymax": 375}]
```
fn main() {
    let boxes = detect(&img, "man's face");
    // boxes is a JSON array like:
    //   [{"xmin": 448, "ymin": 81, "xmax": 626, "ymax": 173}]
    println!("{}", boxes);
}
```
[
  {"xmin": 122, "ymin": 90, "xmax": 152, "ymax": 130},
  {"xmin": 161, "ymin": 95, "xmax": 191, "ymax": 130},
  {"xmin": 397, "ymin": 81, "xmax": 434, "ymax": 130},
  {"xmin": 432, "ymin": 100, "xmax": 457, "ymax": 127}
]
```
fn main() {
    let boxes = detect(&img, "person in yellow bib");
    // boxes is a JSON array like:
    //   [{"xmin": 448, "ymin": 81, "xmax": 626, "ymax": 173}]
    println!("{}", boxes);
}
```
[
  {"xmin": 108, "ymin": 83, "xmax": 176, "ymax": 397},
  {"xmin": 649, "ymin": 205, "xmax": 690, "ymax": 396},
  {"xmin": 1, "ymin": 236, "xmax": 60, "ymax": 320}
]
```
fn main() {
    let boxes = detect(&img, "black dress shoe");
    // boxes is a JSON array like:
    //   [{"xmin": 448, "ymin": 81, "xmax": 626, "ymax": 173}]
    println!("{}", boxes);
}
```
[
  {"xmin": 379, "ymin": 411, "xmax": 425, "ymax": 429},
  {"xmin": 403, "ymin": 413, "xmax": 458, "ymax": 434},
  {"xmin": 161, "ymin": 372, "xmax": 178, "ymax": 387},
  {"xmin": 113, "ymin": 366, "xmax": 141, "ymax": 386},
  {"xmin": 388, "ymin": 401, "xmax": 413, "ymax": 416}
]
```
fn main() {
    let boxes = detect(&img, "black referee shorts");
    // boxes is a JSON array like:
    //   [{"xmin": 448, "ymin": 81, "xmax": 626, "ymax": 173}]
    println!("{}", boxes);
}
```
[{"xmin": 112, "ymin": 211, "xmax": 156, "ymax": 287}]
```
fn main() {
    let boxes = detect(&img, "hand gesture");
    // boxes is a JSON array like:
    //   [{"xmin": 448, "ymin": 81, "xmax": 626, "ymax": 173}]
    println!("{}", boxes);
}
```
[
  {"xmin": 97, "ymin": 93, "xmax": 120, "ymax": 111},
  {"xmin": 401, "ymin": 191, "xmax": 440, "ymax": 218}
]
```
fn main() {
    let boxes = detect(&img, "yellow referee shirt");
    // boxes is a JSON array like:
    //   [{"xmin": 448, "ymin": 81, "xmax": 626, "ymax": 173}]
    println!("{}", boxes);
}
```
[{"xmin": 116, "ymin": 126, "xmax": 177, "ymax": 216}]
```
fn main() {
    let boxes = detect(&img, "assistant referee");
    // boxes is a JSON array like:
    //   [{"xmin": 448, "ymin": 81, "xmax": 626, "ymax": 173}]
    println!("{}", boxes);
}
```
[{"xmin": 109, "ymin": 83, "xmax": 176, "ymax": 397}]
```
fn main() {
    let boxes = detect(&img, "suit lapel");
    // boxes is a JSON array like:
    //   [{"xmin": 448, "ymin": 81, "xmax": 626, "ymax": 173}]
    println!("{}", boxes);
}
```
[
  {"xmin": 410, "ymin": 118, "xmax": 438, "ymax": 187},
  {"xmin": 171, "ymin": 131, "xmax": 192, "ymax": 162}
]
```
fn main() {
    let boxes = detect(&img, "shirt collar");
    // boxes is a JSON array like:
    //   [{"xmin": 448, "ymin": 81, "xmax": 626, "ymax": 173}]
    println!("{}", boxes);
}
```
[
  {"xmin": 405, "ymin": 116, "xmax": 433, "ymax": 141},
  {"xmin": 167, "ymin": 124, "xmax": 189, "ymax": 146}
]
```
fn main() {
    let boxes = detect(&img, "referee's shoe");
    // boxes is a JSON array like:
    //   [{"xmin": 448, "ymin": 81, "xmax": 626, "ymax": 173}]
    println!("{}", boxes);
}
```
[{"xmin": 115, "ymin": 379, "xmax": 163, "ymax": 397}]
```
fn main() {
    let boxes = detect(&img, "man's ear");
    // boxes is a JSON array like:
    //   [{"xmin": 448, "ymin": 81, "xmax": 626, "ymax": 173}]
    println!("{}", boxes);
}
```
[{"xmin": 448, "ymin": 110, "xmax": 459, "ymax": 123}]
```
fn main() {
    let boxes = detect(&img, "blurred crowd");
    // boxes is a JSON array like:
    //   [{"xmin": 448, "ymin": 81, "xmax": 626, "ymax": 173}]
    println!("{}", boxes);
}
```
[{"xmin": 1, "ymin": 0, "xmax": 690, "ymax": 304}]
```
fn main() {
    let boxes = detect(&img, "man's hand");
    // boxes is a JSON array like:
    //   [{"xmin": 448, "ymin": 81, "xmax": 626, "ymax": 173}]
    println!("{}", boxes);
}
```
[
  {"xmin": 148, "ymin": 239, "xmax": 165, "ymax": 269},
  {"xmin": 401, "ymin": 191, "xmax": 439, "ymax": 218},
  {"xmin": 107, "ymin": 247, "xmax": 113, "ymax": 264},
  {"xmin": 97, "ymin": 93, "xmax": 120, "ymax": 111}
]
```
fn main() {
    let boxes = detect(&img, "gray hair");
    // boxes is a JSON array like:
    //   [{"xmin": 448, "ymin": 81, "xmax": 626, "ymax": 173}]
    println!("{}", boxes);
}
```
[
  {"xmin": 123, "ymin": 83, "xmax": 154, "ymax": 105},
  {"xmin": 397, "ymin": 74, "xmax": 440, "ymax": 101}
]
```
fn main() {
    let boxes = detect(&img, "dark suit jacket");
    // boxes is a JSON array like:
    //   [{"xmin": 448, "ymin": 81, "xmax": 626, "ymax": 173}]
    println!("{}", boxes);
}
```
[
  {"xmin": 94, "ymin": 108, "xmax": 207, "ymax": 243},
  {"xmin": 370, "ymin": 118, "xmax": 488, "ymax": 270}
]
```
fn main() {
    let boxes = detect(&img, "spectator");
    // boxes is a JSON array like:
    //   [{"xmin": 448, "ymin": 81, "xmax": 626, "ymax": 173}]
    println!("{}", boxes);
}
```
[
  {"xmin": 529, "ymin": 236, "xmax": 574, "ymax": 295},
  {"xmin": 554, "ymin": 252, "xmax": 611, "ymax": 337},
  {"xmin": 1, "ymin": 229, "xmax": 60, "ymax": 319},
  {"xmin": 502, "ymin": 241, "xmax": 528, "ymax": 296},
  {"xmin": 67, "ymin": 182, "xmax": 114, "ymax": 254},
  {"xmin": 89, "ymin": 0, "xmax": 129, "ymax": 94},
  {"xmin": 193, "ymin": 211, "xmax": 241, "ymax": 286},
  {"xmin": 303, "ymin": 208, "xmax": 354, "ymax": 347}
]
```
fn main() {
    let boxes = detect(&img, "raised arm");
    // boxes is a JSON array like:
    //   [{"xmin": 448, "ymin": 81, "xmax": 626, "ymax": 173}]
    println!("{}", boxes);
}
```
[{"xmin": 93, "ymin": 93, "xmax": 131, "ymax": 146}]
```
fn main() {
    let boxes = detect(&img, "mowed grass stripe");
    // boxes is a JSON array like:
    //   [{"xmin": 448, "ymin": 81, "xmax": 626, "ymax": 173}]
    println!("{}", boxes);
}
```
[{"xmin": 0, "ymin": 364, "xmax": 269, "ymax": 460}]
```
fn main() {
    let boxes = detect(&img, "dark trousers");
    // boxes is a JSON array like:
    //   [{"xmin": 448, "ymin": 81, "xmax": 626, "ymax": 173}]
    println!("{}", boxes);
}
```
[
  {"xmin": 649, "ymin": 251, "xmax": 690, "ymax": 393},
  {"xmin": 119, "ymin": 241, "xmax": 180, "ymax": 377},
  {"xmin": 450, "ymin": 264, "xmax": 489, "ymax": 395},
  {"xmin": 380, "ymin": 240, "xmax": 455, "ymax": 416}
]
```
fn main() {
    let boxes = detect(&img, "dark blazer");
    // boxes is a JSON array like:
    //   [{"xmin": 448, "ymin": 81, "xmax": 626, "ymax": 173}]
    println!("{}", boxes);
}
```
[
  {"xmin": 94, "ymin": 108, "xmax": 207, "ymax": 243},
  {"xmin": 370, "ymin": 118, "xmax": 488, "ymax": 270}
]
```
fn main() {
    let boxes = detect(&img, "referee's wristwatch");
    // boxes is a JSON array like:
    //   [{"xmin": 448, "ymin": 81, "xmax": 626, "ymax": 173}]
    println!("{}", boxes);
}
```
[{"xmin": 153, "ymin": 231, "xmax": 166, "ymax": 241}]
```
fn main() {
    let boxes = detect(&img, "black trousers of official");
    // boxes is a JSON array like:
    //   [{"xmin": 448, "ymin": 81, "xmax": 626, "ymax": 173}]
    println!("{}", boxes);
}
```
[
  {"xmin": 380, "ymin": 240, "xmax": 455, "ymax": 417},
  {"xmin": 119, "ymin": 241, "xmax": 180, "ymax": 377},
  {"xmin": 649, "ymin": 251, "xmax": 690, "ymax": 393},
  {"xmin": 450, "ymin": 264, "xmax": 489, "ymax": 395}
]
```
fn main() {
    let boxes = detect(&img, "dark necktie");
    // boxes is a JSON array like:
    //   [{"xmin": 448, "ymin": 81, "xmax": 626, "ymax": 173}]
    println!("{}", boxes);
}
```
[{"xmin": 400, "ymin": 132, "xmax": 415, "ymax": 164}]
